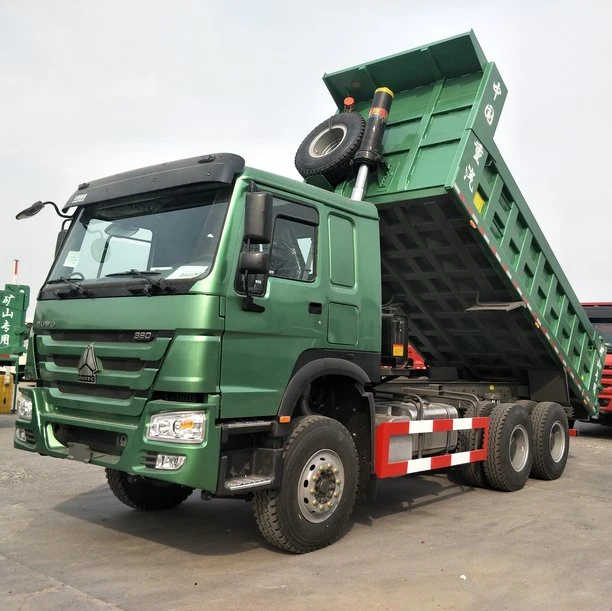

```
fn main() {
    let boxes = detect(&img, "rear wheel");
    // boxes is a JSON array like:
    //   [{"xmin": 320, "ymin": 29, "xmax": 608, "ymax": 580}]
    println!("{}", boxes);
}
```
[
  {"xmin": 529, "ymin": 402, "xmax": 569, "ymax": 480},
  {"xmin": 253, "ymin": 415, "xmax": 358, "ymax": 553},
  {"xmin": 105, "ymin": 468, "xmax": 193, "ymax": 510},
  {"xmin": 458, "ymin": 402, "xmax": 495, "ymax": 488},
  {"xmin": 515, "ymin": 399, "xmax": 536, "ymax": 414},
  {"xmin": 483, "ymin": 403, "xmax": 534, "ymax": 492}
]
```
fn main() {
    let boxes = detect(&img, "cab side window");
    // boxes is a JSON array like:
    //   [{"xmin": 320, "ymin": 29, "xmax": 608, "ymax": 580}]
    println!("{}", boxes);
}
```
[
  {"xmin": 237, "ymin": 195, "xmax": 318, "ymax": 294},
  {"xmin": 269, "ymin": 217, "xmax": 315, "ymax": 281}
]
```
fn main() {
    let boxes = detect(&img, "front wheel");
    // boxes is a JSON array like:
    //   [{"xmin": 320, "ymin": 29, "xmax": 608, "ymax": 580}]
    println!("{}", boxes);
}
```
[
  {"xmin": 105, "ymin": 468, "xmax": 193, "ymax": 511},
  {"xmin": 254, "ymin": 415, "xmax": 359, "ymax": 553}
]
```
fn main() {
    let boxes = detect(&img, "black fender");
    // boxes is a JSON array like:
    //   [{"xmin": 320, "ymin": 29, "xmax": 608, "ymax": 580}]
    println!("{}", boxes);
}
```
[
  {"xmin": 278, "ymin": 357, "xmax": 371, "ymax": 418},
  {"xmin": 276, "ymin": 356, "xmax": 377, "ymax": 492}
]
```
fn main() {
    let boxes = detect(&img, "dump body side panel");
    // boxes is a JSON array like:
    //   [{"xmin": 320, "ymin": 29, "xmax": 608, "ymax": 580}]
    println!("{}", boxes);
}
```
[{"xmin": 325, "ymin": 32, "xmax": 604, "ymax": 415}]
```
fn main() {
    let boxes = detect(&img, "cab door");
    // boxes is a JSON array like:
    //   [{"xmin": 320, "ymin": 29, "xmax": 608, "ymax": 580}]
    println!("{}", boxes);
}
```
[{"xmin": 220, "ymin": 191, "xmax": 326, "ymax": 419}]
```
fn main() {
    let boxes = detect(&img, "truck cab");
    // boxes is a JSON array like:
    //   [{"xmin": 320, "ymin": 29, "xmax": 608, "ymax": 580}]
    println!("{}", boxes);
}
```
[{"xmin": 16, "ymin": 154, "xmax": 383, "ymax": 496}]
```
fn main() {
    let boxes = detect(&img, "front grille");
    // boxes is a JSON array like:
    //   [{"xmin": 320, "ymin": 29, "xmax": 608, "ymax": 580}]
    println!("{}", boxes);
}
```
[
  {"xmin": 53, "ymin": 423, "xmax": 126, "ymax": 455},
  {"xmin": 36, "ymin": 329, "xmax": 174, "ymax": 413},
  {"xmin": 51, "ymin": 355, "xmax": 148, "ymax": 372},
  {"xmin": 56, "ymin": 382, "xmax": 136, "ymax": 400},
  {"xmin": 598, "ymin": 363, "xmax": 612, "ymax": 407}
]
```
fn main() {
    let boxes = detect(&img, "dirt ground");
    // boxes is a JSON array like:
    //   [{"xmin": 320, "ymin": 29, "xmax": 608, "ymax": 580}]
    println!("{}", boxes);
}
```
[{"xmin": 1, "ymin": 414, "xmax": 611, "ymax": 610}]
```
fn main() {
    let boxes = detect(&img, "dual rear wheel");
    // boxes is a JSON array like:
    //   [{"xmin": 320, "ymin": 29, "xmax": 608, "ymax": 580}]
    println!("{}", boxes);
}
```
[{"xmin": 460, "ymin": 401, "xmax": 569, "ymax": 491}]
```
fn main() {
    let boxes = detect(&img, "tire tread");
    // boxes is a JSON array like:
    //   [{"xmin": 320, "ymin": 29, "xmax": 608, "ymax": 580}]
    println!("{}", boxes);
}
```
[
  {"xmin": 295, "ymin": 114, "xmax": 366, "ymax": 186},
  {"xmin": 253, "ymin": 415, "xmax": 358, "ymax": 554},
  {"xmin": 105, "ymin": 468, "xmax": 193, "ymax": 511},
  {"xmin": 459, "ymin": 402, "xmax": 495, "ymax": 488},
  {"xmin": 530, "ymin": 401, "xmax": 569, "ymax": 480},
  {"xmin": 483, "ymin": 404, "xmax": 534, "ymax": 492}
]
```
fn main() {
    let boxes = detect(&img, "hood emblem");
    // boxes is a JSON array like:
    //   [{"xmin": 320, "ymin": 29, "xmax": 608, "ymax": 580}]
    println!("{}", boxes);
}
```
[{"xmin": 77, "ymin": 344, "xmax": 100, "ymax": 383}]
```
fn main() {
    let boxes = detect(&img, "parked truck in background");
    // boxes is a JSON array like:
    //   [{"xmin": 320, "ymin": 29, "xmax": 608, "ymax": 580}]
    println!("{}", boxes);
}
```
[
  {"xmin": 14, "ymin": 32, "xmax": 605, "ymax": 553},
  {"xmin": 581, "ymin": 303, "xmax": 612, "ymax": 424}
]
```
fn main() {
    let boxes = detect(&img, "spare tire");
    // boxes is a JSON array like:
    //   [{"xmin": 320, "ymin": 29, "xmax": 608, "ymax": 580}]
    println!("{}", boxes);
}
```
[{"xmin": 295, "ymin": 113, "xmax": 365, "ymax": 186}]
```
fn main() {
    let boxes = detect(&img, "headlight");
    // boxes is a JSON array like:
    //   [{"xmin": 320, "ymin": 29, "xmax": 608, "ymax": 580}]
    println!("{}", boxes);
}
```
[
  {"xmin": 146, "ymin": 411, "xmax": 206, "ymax": 444},
  {"xmin": 16, "ymin": 393, "xmax": 33, "ymax": 422}
]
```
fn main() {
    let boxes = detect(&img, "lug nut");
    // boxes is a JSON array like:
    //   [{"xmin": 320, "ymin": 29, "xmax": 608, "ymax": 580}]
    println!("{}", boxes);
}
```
[
  {"xmin": 312, "ymin": 501, "xmax": 318, "ymax": 507},
  {"xmin": 319, "ymin": 465, "xmax": 326, "ymax": 471},
  {"xmin": 310, "ymin": 488, "xmax": 316, "ymax": 494},
  {"xmin": 333, "ymin": 468, "xmax": 339, "ymax": 474},
  {"xmin": 328, "ymin": 501, "xmax": 334, "ymax": 507},
  {"xmin": 336, "ymin": 479, "xmax": 341, "ymax": 485},
  {"xmin": 312, "ymin": 475, "xmax": 319, "ymax": 481},
  {"xmin": 334, "ymin": 492, "xmax": 340, "ymax": 497},
  {"xmin": 327, "ymin": 463, "xmax": 332, "ymax": 469}
]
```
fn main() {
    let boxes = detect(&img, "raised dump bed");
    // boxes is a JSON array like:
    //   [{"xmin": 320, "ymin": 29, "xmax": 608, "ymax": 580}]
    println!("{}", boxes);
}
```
[{"xmin": 324, "ymin": 32, "xmax": 605, "ymax": 416}]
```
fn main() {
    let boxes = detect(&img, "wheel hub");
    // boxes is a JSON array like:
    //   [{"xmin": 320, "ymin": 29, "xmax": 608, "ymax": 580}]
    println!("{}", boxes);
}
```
[
  {"xmin": 298, "ymin": 449, "xmax": 344, "ymax": 523},
  {"xmin": 509, "ymin": 424, "xmax": 529, "ymax": 472},
  {"xmin": 549, "ymin": 420, "xmax": 566, "ymax": 462},
  {"xmin": 307, "ymin": 125, "xmax": 347, "ymax": 158}
]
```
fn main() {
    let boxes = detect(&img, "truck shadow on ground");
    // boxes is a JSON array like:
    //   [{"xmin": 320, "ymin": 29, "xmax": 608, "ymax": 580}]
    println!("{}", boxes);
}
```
[
  {"xmin": 575, "ymin": 422, "xmax": 612, "ymax": 440},
  {"xmin": 53, "ymin": 470, "xmax": 474, "ymax": 556},
  {"xmin": 353, "ymin": 469, "xmax": 474, "ymax": 525}
]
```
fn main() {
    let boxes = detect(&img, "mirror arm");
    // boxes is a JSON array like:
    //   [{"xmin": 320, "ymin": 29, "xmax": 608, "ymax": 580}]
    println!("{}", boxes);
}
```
[
  {"xmin": 241, "ymin": 270, "xmax": 265, "ymax": 313},
  {"xmin": 47, "ymin": 201, "xmax": 73, "ymax": 219},
  {"xmin": 241, "ymin": 239, "xmax": 265, "ymax": 313}
]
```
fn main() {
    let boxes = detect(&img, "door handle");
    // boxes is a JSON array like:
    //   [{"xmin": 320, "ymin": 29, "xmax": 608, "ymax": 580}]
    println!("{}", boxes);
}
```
[{"xmin": 308, "ymin": 302, "xmax": 322, "ymax": 315}]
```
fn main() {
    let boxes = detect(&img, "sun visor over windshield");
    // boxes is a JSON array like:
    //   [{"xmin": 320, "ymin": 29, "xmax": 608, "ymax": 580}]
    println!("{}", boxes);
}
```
[{"xmin": 62, "ymin": 153, "xmax": 245, "ymax": 211}]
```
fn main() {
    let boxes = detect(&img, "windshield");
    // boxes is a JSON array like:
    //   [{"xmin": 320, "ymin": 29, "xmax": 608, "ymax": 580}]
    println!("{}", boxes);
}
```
[
  {"xmin": 592, "ymin": 321, "xmax": 612, "ymax": 346},
  {"xmin": 45, "ymin": 186, "xmax": 230, "ymax": 297}
]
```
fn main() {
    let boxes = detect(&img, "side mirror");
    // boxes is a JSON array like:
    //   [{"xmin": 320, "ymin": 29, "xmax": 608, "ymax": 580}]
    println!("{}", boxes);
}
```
[
  {"xmin": 16, "ymin": 201, "xmax": 46, "ymax": 220},
  {"xmin": 239, "ymin": 251, "xmax": 270, "ymax": 275},
  {"xmin": 55, "ymin": 229, "xmax": 68, "ymax": 256},
  {"xmin": 16, "ymin": 200, "xmax": 72, "ymax": 220},
  {"xmin": 244, "ymin": 192, "xmax": 273, "ymax": 245}
]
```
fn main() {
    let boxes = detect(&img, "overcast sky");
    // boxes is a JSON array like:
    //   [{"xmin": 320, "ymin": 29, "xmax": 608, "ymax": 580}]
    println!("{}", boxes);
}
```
[{"xmin": 2, "ymin": 0, "xmax": 610, "ymax": 311}]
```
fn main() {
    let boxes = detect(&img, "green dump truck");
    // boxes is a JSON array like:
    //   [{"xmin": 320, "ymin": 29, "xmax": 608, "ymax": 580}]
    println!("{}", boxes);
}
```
[{"xmin": 14, "ymin": 32, "xmax": 605, "ymax": 553}]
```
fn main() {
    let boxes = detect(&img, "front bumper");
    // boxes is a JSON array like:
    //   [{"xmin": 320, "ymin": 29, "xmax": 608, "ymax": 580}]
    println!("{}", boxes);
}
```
[{"xmin": 14, "ymin": 386, "xmax": 222, "ymax": 491}]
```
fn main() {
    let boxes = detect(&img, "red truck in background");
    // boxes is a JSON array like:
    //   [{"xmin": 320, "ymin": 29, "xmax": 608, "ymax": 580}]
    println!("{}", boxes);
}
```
[{"xmin": 582, "ymin": 303, "xmax": 612, "ymax": 424}]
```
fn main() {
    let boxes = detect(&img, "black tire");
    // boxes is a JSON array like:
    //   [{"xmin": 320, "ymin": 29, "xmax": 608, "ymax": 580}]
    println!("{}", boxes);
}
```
[
  {"xmin": 483, "ymin": 403, "xmax": 534, "ymax": 492},
  {"xmin": 295, "ymin": 113, "xmax": 365, "ymax": 186},
  {"xmin": 529, "ymin": 402, "xmax": 569, "ymax": 480},
  {"xmin": 253, "ymin": 415, "xmax": 358, "ymax": 554},
  {"xmin": 515, "ymin": 399, "xmax": 537, "ymax": 414},
  {"xmin": 458, "ymin": 402, "xmax": 496, "ymax": 488},
  {"xmin": 105, "ymin": 468, "xmax": 193, "ymax": 511}
]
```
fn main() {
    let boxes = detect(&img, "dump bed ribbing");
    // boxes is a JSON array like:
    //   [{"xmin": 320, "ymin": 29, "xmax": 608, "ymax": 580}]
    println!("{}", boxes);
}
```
[{"xmin": 324, "ymin": 31, "xmax": 605, "ymax": 415}]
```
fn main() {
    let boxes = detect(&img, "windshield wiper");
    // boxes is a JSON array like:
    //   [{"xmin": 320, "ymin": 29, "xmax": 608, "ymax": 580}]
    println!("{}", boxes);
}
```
[
  {"xmin": 105, "ymin": 269, "xmax": 173, "ymax": 295},
  {"xmin": 105, "ymin": 270, "xmax": 161, "ymax": 277},
  {"xmin": 48, "ymin": 276, "xmax": 93, "ymax": 298}
]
